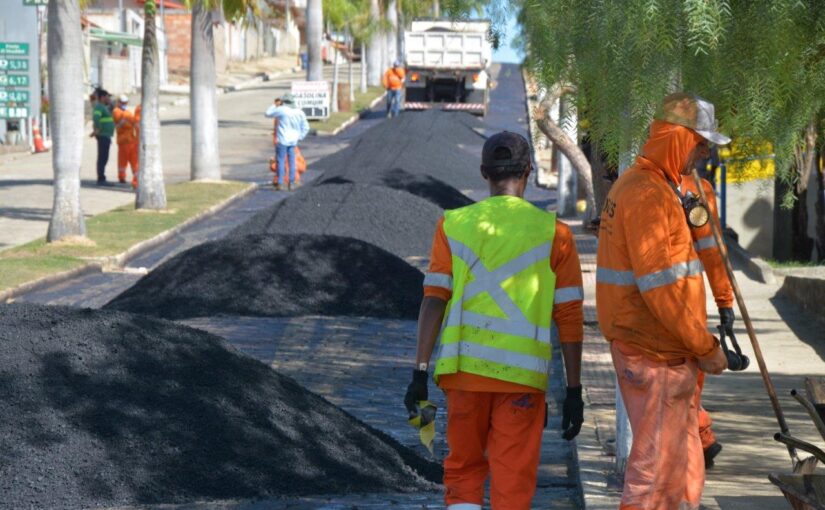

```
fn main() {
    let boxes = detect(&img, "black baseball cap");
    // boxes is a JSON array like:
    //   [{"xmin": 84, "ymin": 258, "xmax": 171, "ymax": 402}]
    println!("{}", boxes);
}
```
[{"xmin": 481, "ymin": 131, "xmax": 531, "ymax": 169}]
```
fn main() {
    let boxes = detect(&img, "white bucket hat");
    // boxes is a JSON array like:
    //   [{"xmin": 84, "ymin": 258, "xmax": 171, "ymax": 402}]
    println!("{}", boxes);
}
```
[{"xmin": 656, "ymin": 92, "xmax": 731, "ymax": 145}]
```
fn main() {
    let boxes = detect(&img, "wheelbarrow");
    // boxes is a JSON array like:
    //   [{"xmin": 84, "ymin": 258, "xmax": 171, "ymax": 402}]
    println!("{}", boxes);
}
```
[{"xmin": 770, "ymin": 377, "xmax": 825, "ymax": 509}]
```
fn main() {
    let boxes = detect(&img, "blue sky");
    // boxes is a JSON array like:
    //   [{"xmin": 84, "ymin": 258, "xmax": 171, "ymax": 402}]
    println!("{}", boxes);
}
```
[{"xmin": 491, "ymin": 6, "xmax": 522, "ymax": 63}]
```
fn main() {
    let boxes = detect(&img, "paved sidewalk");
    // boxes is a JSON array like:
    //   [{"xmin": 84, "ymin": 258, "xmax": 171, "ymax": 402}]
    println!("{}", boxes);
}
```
[
  {"xmin": 0, "ymin": 61, "xmax": 359, "ymax": 252},
  {"xmin": 570, "ymin": 220, "xmax": 825, "ymax": 510}
]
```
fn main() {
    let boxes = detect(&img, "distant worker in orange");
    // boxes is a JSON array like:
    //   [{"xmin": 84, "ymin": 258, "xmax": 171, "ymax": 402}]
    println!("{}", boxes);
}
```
[
  {"xmin": 682, "ymin": 171, "xmax": 734, "ymax": 469},
  {"xmin": 596, "ymin": 92, "xmax": 730, "ymax": 510},
  {"xmin": 112, "ymin": 95, "xmax": 139, "ymax": 189},
  {"xmin": 383, "ymin": 60, "xmax": 405, "ymax": 118},
  {"xmin": 405, "ymin": 131, "xmax": 584, "ymax": 510}
]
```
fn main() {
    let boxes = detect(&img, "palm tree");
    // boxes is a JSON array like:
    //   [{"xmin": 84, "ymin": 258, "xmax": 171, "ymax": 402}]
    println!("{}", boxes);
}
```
[
  {"xmin": 46, "ymin": 0, "xmax": 86, "ymax": 242},
  {"xmin": 386, "ymin": 0, "xmax": 398, "ymax": 63},
  {"xmin": 189, "ymin": 1, "xmax": 220, "ymax": 181},
  {"xmin": 366, "ymin": 0, "xmax": 381, "ymax": 86},
  {"xmin": 137, "ymin": 0, "xmax": 167, "ymax": 209},
  {"xmin": 306, "ymin": 0, "xmax": 324, "ymax": 81},
  {"xmin": 188, "ymin": 0, "xmax": 255, "ymax": 182}
]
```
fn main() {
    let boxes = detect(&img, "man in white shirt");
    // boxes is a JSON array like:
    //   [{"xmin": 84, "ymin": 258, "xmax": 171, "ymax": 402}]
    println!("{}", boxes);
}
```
[{"xmin": 265, "ymin": 93, "xmax": 310, "ymax": 191}]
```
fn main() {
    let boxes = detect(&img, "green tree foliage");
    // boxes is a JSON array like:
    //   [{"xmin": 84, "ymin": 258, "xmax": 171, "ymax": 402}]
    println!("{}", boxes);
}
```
[{"xmin": 510, "ymin": 0, "xmax": 825, "ymax": 192}]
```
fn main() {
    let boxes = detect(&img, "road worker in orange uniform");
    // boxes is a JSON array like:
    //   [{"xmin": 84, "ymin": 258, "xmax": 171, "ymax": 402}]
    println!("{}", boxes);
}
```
[
  {"xmin": 682, "ymin": 173, "xmax": 734, "ymax": 469},
  {"xmin": 112, "ymin": 95, "xmax": 139, "ymax": 188},
  {"xmin": 596, "ymin": 92, "xmax": 730, "ymax": 510},
  {"xmin": 405, "ymin": 131, "xmax": 584, "ymax": 510},
  {"xmin": 383, "ymin": 60, "xmax": 405, "ymax": 118}
]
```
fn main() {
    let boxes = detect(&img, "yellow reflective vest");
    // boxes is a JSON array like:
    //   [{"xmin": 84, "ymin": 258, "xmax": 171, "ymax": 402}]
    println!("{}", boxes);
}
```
[{"xmin": 433, "ymin": 195, "xmax": 557, "ymax": 391}]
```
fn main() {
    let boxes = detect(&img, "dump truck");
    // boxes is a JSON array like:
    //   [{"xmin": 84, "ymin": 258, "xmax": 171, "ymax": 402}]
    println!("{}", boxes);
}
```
[{"xmin": 403, "ymin": 19, "xmax": 492, "ymax": 116}]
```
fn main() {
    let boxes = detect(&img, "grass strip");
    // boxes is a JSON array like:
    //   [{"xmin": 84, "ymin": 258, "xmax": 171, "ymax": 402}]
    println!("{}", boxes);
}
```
[
  {"xmin": 0, "ymin": 181, "xmax": 251, "ymax": 292},
  {"xmin": 311, "ymin": 86, "xmax": 385, "ymax": 133}
]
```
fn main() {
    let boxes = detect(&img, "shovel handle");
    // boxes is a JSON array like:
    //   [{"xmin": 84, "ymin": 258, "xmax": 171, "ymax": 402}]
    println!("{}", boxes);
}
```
[{"xmin": 691, "ymin": 169, "xmax": 797, "ymax": 464}]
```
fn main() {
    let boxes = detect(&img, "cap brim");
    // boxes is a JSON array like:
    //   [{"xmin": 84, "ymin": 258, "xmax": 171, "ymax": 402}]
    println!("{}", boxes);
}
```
[{"xmin": 695, "ymin": 129, "xmax": 731, "ymax": 146}]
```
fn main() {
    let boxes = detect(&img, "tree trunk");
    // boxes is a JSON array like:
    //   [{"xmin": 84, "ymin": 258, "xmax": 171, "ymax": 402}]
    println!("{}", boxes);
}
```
[
  {"xmin": 347, "ymin": 28, "xmax": 355, "ymax": 102},
  {"xmin": 535, "ymin": 90, "xmax": 595, "ymax": 221},
  {"xmin": 46, "ymin": 0, "xmax": 86, "ymax": 241},
  {"xmin": 433, "ymin": 0, "xmax": 440, "ymax": 17},
  {"xmin": 590, "ymin": 138, "xmax": 614, "ymax": 221},
  {"xmin": 331, "ymin": 39, "xmax": 340, "ymax": 113},
  {"xmin": 137, "ymin": 0, "xmax": 167, "ymax": 210},
  {"xmin": 360, "ymin": 42, "xmax": 368, "ymax": 93},
  {"xmin": 190, "ymin": 1, "xmax": 221, "ymax": 181},
  {"xmin": 306, "ymin": 0, "xmax": 323, "ymax": 81},
  {"xmin": 366, "ymin": 0, "xmax": 381, "ymax": 87},
  {"xmin": 387, "ymin": 0, "xmax": 398, "ymax": 63}
]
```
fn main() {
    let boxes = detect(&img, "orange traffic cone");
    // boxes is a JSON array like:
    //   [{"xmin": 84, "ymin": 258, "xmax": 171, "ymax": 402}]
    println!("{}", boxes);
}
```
[{"xmin": 32, "ymin": 123, "xmax": 47, "ymax": 153}]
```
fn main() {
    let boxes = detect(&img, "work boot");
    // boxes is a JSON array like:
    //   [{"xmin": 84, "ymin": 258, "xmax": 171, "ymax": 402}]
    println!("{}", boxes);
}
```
[
  {"xmin": 273, "ymin": 182, "xmax": 283, "ymax": 191},
  {"xmin": 288, "ymin": 181, "xmax": 301, "ymax": 192},
  {"xmin": 704, "ymin": 442, "xmax": 722, "ymax": 469}
]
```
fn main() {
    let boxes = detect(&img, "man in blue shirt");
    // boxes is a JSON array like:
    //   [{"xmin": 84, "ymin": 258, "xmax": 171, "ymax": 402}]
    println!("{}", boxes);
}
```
[{"xmin": 265, "ymin": 93, "xmax": 310, "ymax": 191}]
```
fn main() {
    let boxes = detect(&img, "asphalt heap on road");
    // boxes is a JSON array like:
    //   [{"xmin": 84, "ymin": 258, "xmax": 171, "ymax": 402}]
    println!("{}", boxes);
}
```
[
  {"xmin": 105, "ymin": 233, "xmax": 424, "ymax": 320},
  {"xmin": 315, "ymin": 109, "xmax": 484, "ymax": 200},
  {"xmin": 109, "ymin": 110, "xmax": 487, "ymax": 320},
  {"xmin": 0, "ymin": 303, "xmax": 441, "ymax": 510},
  {"xmin": 5, "ymin": 111, "xmax": 489, "ymax": 508}
]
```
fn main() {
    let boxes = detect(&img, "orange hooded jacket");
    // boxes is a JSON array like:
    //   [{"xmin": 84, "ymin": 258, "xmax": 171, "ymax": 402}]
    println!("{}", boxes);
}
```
[
  {"xmin": 596, "ymin": 120, "xmax": 718, "ymax": 361},
  {"xmin": 681, "ymin": 177, "xmax": 734, "ymax": 308}
]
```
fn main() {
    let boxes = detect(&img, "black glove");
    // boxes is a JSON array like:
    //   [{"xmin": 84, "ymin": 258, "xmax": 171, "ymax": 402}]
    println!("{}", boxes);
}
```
[
  {"xmin": 719, "ymin": 307, "xmax": 735, "ymax": 334},
  {"xmin": 404, "ymin": 369, "xmax": 429, "ymax": 416},
  {"xmin": 561, "ymin": 385, "xmax": 584, "ymax": 441}
]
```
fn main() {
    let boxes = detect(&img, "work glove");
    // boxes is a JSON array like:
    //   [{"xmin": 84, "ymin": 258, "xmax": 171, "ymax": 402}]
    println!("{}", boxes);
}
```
[
  {"xmin": 404, "ymin": 369, "xmax": 429, "ymax": 417},
  {"xmin": 719, "ymin": 307, "xmax": 735, "ymax": 335},
  {"xmin": 561, "ymin": 385, "xmax": 584, "ymax": 441}
]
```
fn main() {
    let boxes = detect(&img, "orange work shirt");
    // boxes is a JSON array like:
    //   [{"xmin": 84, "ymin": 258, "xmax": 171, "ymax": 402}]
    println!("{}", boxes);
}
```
[
  {"xmin": 113, "ymin": 106, "xmax": 138, "ymax": 145},
  {"xmin": 383, "ymin": 68, "xmax": 405, "ymax": 91},
  {"xmin": 424, "ymin": 217, "xmax": 584, "ymax": 393}
]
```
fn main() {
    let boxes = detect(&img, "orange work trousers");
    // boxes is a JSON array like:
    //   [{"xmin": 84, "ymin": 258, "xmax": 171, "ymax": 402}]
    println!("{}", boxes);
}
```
[
  {"xmin": 117, "ymin": 141, "xmax": 139, "ymax": 186},
  {"xmin": 443, "ymin": 389, "xmax": 545, "ymax": 510},
  {"xmin": 611, "ymin": 340, "xmax": 704, "ymax": 510},
  {"xmin": 696, "ymin": 371, "xmax": 716, "ymax": 450}
]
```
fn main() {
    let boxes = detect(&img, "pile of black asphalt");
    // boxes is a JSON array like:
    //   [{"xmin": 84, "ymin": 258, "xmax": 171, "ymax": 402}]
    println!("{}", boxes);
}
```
[
  {"xmin": 229, "ymin": 182, "xmax": 443, "ymax": 260},
  {"xmin": 0, "ymin": 302, "xmax": 441, "ymax": 510},
  {"xmin": 313, "ymin": 110, "xmax": 486, "ymax": 192},
  {"xmin": 104, "ymin": 233, "xmax": 424, "ymax": 321},
  {"xmin": 321, "ymin": 168, "xmax": 475, "ymax": 210}
]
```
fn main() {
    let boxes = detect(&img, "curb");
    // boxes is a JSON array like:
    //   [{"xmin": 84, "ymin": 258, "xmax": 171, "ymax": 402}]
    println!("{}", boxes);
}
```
[
  {"xmin": 100, "ymin": 181, "xmax": 258, "ymax": 269},
  {"xmin": 316, "ymin": 91, "xmax": 388, "ymax": 137},
  {"xmin": 221, "ymin": 66, "xmax": 301, "ymax": 93},
  {"xmin": 723, "ymin": 232, "xmax": 776, "ymax": 284},
  {"xmin": 0, "ymin": 182, "xmax": 258, "ymax": 303},
  {"xmin": 0, "ymin": 261, "xmax": 102, "ymax": 304},
  {"xmin": 777, "ymin": 274, "xmax": 825, "ymax": 325}
]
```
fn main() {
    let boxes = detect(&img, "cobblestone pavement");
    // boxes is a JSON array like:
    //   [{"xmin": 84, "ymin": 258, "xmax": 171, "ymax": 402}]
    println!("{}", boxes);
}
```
[{"xmin": 180, "ymin": 315, "xmax": 580, "ymax": 509}]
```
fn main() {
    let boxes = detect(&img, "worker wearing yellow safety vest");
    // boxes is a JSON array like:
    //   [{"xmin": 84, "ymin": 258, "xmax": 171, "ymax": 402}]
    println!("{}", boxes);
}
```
[{"xmin": 405, "ymin": 131, "xmax": 585, "ymax": 510}]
